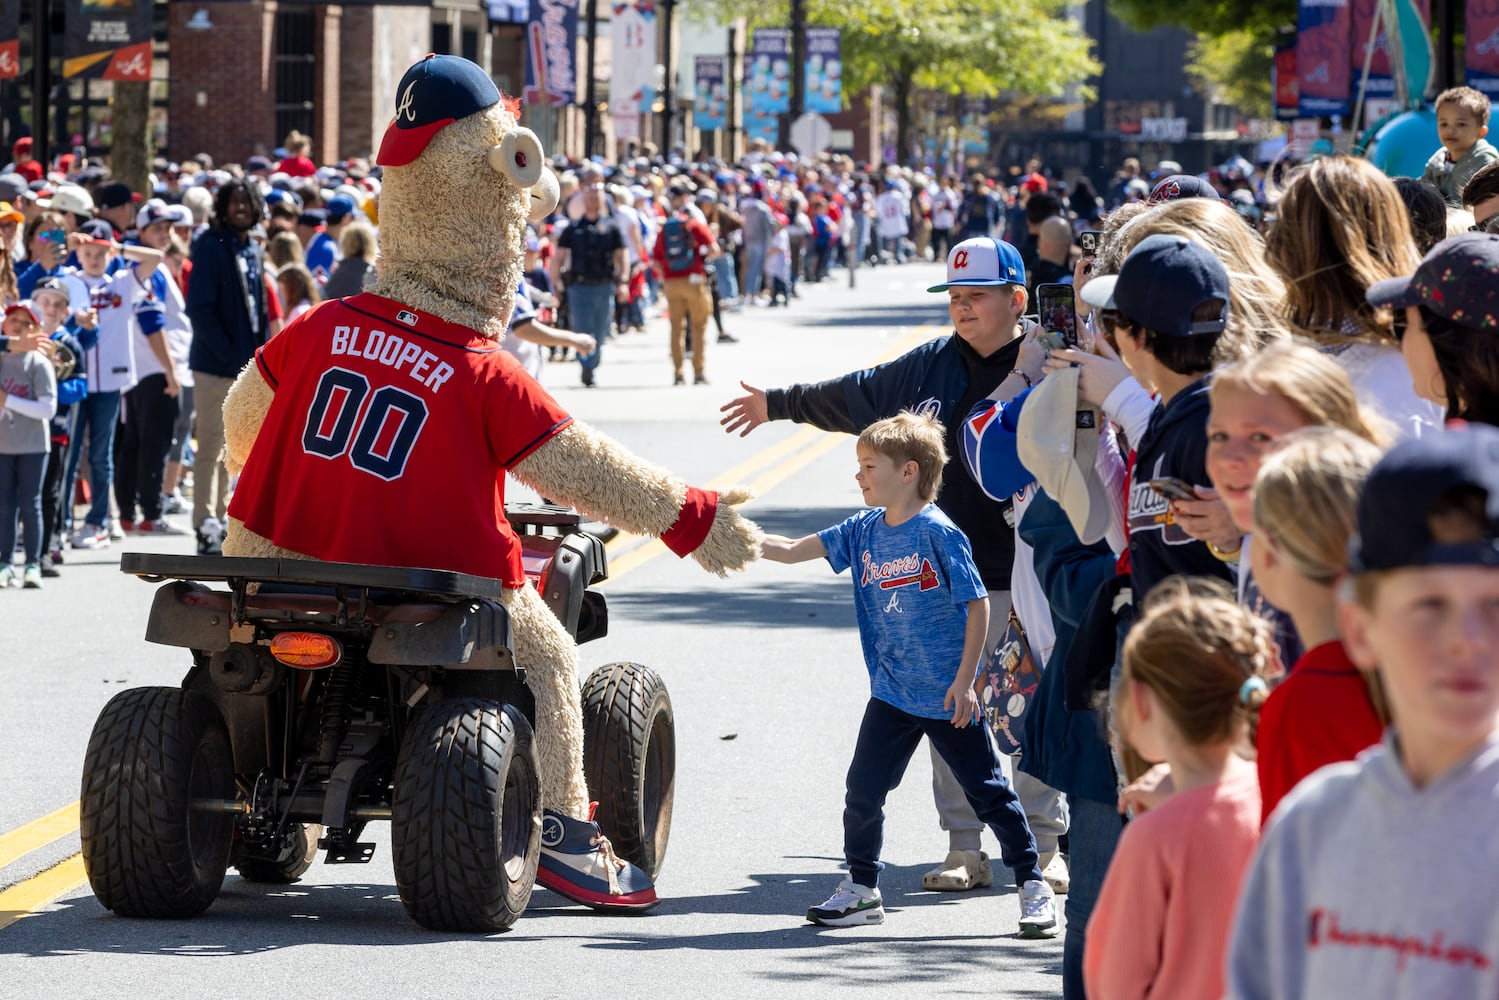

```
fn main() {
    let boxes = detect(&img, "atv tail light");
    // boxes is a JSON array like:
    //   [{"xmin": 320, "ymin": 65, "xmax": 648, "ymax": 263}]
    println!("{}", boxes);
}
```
[{"xmin": 269, "ymin": 632, "xmax": 343, "ymax": 669}]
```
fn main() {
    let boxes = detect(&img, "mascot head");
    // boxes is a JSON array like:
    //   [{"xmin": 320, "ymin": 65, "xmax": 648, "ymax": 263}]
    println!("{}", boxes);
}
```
[{"xmin": 371, "ymin": 54, "xmax": 560, "ymax": 340}]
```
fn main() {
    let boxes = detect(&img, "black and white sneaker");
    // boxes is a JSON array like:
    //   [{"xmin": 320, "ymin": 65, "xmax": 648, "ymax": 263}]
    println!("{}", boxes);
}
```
[
  {"xmin": 806, "ymin": 880, "xmax": 884, "ymax": 927},
  {"xmin": 197, "ymin": 517, "xmax": 225, "ymax": 555}
]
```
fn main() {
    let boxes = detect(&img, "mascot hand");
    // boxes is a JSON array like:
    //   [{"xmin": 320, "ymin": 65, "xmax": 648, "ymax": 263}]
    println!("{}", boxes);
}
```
[{"xmin": 678, "ymin": 487, "xmax": 762, "ymax": 577}]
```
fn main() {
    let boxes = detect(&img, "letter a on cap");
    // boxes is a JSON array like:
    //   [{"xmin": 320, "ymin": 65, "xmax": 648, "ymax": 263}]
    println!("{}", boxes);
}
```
[{"xmin": 377, "ymin": 54, "xmax": 502, "ymax": 167}]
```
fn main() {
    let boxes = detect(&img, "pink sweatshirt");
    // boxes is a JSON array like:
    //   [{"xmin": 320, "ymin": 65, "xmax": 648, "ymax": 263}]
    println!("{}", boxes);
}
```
[{"xmin": 1083, "ymin": 759, "xmax": 1261, "ymax": 1000}]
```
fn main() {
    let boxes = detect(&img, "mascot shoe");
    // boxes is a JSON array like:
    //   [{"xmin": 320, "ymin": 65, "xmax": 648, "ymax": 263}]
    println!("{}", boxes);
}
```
[{"xmin": 537, "ymin": 805, "xmax": 659, "ymax": 912}]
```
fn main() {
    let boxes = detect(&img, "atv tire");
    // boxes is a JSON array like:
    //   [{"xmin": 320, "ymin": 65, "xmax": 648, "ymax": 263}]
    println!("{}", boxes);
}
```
[
  {"xmin": 234, "ymin": 824, "xmax": 322, "ymax": 884},
  {"xmin": 391, "ymin": 699, "xmax": 542, "ymax": 932},
  {"xmin": 80, "ymin": 687, "xmax": 235, "ymax": 918},
  {"xmin": 581, "ymin": 662, "xmax": 675, "ymax": 878}
]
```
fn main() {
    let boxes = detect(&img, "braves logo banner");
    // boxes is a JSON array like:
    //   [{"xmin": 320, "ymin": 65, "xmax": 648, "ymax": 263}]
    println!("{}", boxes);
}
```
[
  {"xmin": 694, "ymin": 56, "xmax": 726, "ymax": 131},
  {"xmin": 609, "ymin": 1, "xmax": 656, "ymax": 115},
  {"xmin": 1349, "ymin": 0, "xmax": 1394, "ymax": 100},
  {"xmin": 63, "ymin": 0, "xmax": 151, "ymax": 80},
  {"xmin": 1468, "ymin": 0, "xmax": 1499, "ymax": 101},
  {"xmin": 745, "ymin": 27, "xmax": 789, "ymax": 143},
  {"xmin": 0, "ymin": 0, "xmax": 18, "ymax": 80},
  {"xmin": 804, "ymin": 27, "xmax": 841, "ymax": 114},
  {"xmin": 1274, "ymin": 37, "xmax": 1299, "ymax": 121},
  {"xmin": 1297, "ymin": 0, "xmax": 1352, "ymax": 117},
  {"xmin": 524, "ymin": 0, "xmax": 579, "ymax": 107}
]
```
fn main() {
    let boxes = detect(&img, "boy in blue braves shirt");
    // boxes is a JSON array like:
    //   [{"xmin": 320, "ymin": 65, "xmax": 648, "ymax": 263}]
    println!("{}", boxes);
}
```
[{"xmin": 761, "ymin": 411, "xmax": 1057, "ymax": 934}]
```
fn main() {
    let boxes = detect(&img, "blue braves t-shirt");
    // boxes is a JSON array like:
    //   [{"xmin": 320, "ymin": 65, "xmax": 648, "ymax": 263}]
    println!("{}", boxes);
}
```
[{"xmin": 819, "ymin": 504, "xmax": 988, "ymax": 719}]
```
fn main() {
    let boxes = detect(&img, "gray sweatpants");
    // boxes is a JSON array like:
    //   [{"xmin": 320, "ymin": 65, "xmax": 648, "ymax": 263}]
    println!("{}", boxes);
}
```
[{"xmin": 930, "ymin": 589, "xmax": 1070, "ymax": 856}]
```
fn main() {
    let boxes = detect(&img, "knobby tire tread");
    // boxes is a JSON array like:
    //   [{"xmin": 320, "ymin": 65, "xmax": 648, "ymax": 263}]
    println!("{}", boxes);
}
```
[
  {"xmin": 580, "ymin": 662, "xmax": 675, "ymax": 877},
  {"xmin": 79, "ymin": 687, "xmax": 233, "ymax": 918},
  {"xmin": 391, "ymin": 698, "xmax": 540, "ymax": 932}
]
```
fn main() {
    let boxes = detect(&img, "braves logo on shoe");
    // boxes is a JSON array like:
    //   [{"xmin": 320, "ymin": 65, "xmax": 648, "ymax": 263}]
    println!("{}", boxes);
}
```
[
  {"xmin": 535, "ymin": 805, "xmax": 659, "ymax": 912},
  {"xmin": 541, "ymin": 814, "xmax": 565, "ymax": 848}
]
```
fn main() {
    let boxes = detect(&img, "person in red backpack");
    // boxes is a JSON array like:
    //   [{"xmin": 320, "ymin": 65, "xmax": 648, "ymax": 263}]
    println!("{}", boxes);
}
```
[{"xmin": 652, "ymin": 183, "xmax": 720, "ymax": 386}]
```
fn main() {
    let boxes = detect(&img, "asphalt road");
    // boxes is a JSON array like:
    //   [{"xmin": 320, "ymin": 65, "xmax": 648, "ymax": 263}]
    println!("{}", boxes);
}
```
[{"xmin": 0, "ymin": 261, "xmax": 1067, "ymax": 998}]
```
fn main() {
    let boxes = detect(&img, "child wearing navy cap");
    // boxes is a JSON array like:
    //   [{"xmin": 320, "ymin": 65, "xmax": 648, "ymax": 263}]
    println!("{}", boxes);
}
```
[
  {"xmin": 1228, "ymin": 423, "xmax": 1499, "ymax": 999},
  {"xmin": 1065, "ymin": 233, "xmax": 1239, "ymax": 602}
]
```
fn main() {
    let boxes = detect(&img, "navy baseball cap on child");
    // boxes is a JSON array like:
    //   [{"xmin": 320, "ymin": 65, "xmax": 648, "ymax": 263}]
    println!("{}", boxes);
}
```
[
  {"xmin": 1079, "ymin": 234, "xmax": 1230, "ymax": 337},
  {"xmin": 1365, "ymin": 233, "xmax": 1499, "ymax": 330},
  {"xmin": 377, "ymin": 54, "xmax": 501, "ymax": 167},
  {"xmin": 1349, "ymin": 424, "xmax": 1499, "ymax": 573},
  {"xmin": 928, "ymin": 237, "xmax": 1027, "ymax": 292}
]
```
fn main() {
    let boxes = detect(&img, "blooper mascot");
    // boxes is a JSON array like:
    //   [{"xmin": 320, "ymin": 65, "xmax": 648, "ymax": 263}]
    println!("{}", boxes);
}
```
[{"xmin": 219, "ymin": 55, "xmax": 761, "ymax": 912}]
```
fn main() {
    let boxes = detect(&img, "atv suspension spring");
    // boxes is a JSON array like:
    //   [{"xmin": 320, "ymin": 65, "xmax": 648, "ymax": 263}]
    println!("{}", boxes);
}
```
[{"xmin": 318, "ymin": 661, "xmax": 357, "ymax": 763}]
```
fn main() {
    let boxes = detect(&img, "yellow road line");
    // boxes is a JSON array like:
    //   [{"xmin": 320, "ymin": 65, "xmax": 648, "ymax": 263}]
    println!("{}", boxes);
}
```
[
  {"xmin": 0, "ymin": 855, "xmax": 87, "ymax": 932},
  {"xmin": 0, "ymin": 802, "xmax": 80, "ymax": 869},
  {"xmin": 0, "ymin": 321, "xmax": 950, "ymax": 930}
]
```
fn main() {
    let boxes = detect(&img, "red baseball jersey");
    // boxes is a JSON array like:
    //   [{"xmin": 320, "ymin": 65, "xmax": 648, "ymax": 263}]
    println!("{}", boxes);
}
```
[{"xmin": 227, "ymin": 292, "xmax": 573, "ymax": 585}]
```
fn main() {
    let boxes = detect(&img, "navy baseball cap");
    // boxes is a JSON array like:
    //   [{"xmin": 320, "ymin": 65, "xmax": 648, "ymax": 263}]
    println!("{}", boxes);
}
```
[
  {"xmin": 1079, "ymin": 234, "xmax": 1230, "ymax": 337},
  {"xmin": 377, "ymin": 54, "xmax": 501, "ymax": 168},
  {"xmin": 1148, "ymin": 174, "xmax": 1222, "ymax": 204},
  {"xmin": 325, "ymin": 194, "xmax": 357, "ymax": 221},
  {"xmin": 77, "ymin": 219, "xmax": 116, "ymax": 244},
  {"xmin": 928, "ymin": 237, "xmax": 1027, "ymax": 292},
  {"xmin": 1349, "ymin": 424, "xmax": 1499, "ymax": 573},
  {"xmin": 297, "ymin": 209, "xmax": 328, "ymax": 227},
  {"xmin": 94, "ymin": 181, "xmax": 141, "ymax": 210},
  {"xmin": 1366, "ymin": 233, "xmax": 1499, "ymax": 330}
]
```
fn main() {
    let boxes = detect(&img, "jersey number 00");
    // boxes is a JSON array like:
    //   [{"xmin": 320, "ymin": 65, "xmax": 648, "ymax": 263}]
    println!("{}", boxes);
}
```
[{"xmin": 301, "ymin": 367, "xmax": 429, "ymax": 481}]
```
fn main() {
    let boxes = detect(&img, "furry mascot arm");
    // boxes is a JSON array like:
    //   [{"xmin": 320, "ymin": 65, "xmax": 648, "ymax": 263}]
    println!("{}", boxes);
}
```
[
  {"xmin": 222, "ymin": 359, "xmax": 275, "ymax": 478},
  {"xmin": 512, "ymin": 423, "xmax": 762, "ymax": 576}
]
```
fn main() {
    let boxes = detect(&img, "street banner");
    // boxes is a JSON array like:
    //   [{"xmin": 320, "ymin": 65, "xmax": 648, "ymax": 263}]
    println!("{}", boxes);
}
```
[
  {"xmin": 609, "ymin": 1, "xmax": 656, "ymax": 116},
  {"xmin": 804, "ymin": 27, "xmax": 841, "ymax": 114},
  {"xmin": 1349, "ymin": 0, "xmax": 1394, "ymax": 100},
  {"xmin": 1467, "ymin": 0, "xmax": 1499, "ymax": 101},
  {"xmin": 1297, "ymin": 0, "xmax": 1351, "ymax": 117},
  {"xmin": 694, "ymin": 56, "xmax": 726, "ymax": 131},
  {"xmin": 63, "ymin": 0, "xmax": 151, "ymax": 80},
  {"xmin": 1274, "ymin": 37, "xmax": 1299, "ymax": 120},
  {"xmin": 747, "ymin": 28, "xmax": 790, "ymax": 117},
  {"xmin": 523, "ymin": 0, "xmax": 579, "ymax": 107},
  {"xmin": 0, "ymin": 0, "xmax": 19, "ymax": 81}
]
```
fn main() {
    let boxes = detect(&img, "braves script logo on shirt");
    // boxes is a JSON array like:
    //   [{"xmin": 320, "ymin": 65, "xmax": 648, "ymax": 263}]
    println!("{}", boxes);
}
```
[
  {"xmin": 861, "ymin": 551, "xmax": 939, "ymax": 591},
  {"xmin": 952, "ymin": 250, "xmax": 970, "ymax": 270},
  {"xmin": 913, "ymin": 396, "xmax": 941, "ymax": 421},
  {"xmin": 1128, "ymin": 456, "xmax": 1194, "ymax": 544},
  {"xmin": 1307, "ymin": 908, "xmax": 1494, "ymax": 973}
]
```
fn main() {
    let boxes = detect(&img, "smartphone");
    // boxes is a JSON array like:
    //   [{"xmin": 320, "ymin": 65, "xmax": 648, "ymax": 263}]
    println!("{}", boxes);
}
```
[
  {"xmin": 1079, "ymin": 229, "xmax": 1105, "ymax": 254},
  {"xmin": 40, "ymin": 228, "xmax": 65, "ymax": 244},
  {"xmin": 1035, "ymin": 282, "xmax": 1077, "ymax": 349},
  {"xmin": 1149, "ymin": 477, "xmax": 1200, "ymax": 502}
]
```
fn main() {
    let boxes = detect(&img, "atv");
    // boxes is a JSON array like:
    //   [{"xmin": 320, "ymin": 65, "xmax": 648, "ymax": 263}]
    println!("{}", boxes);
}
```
[{"xmin": 79, "ymin": 503, "xmax": 675, "ymax": 932}]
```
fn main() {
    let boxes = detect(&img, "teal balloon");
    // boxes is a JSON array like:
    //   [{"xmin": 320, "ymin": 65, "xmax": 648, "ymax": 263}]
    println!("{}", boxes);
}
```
[{"xmin": 1365, "ymin": 108, "xmax": 1438, "ymax": 177}]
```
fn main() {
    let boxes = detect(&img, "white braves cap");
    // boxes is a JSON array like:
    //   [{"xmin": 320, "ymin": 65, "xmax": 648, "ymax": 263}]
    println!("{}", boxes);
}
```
[{"xmin": 928, "ymin": 236, "xmax": 1027, "ymax": 293}]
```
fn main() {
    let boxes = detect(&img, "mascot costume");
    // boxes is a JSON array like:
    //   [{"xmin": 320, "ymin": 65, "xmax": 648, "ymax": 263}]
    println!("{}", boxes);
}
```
[{"xmin": 220, "ymin": 55, "xmax": 762, "ymax": 912}]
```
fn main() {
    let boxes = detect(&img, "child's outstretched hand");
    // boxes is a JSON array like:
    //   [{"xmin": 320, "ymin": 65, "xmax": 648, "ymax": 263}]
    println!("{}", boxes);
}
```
[{"xmin": 945, "ymin": 679, "xmax": 981, "ymax": 728}]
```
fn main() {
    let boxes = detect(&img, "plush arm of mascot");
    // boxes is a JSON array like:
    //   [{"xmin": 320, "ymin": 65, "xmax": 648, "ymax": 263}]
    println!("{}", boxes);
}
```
[{"xmin": 221, "ymin": 56, "xmax": 760, "ymax": 918}]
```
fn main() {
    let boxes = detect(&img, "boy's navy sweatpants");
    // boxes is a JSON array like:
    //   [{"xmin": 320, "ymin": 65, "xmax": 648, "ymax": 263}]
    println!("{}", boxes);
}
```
[{"xmin": 844, "ymin": 697, "xmax": 1042, "ymax": 890}]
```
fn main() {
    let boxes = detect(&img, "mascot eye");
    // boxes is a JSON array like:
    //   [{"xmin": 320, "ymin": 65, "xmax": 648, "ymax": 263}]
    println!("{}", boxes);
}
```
[{"xmin": 488, "ymin": 128, "xmax": 544, "ymax": 188}]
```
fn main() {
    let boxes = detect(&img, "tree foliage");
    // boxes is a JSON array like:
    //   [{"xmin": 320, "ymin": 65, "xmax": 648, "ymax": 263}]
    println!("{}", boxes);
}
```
[
  {"xmin": 686, "ymin": 0, "xmax": 1099, "ymax": 160},
  {"xmin": 1187, "ymin": 27, "xmax": 1275, "ymax": 119},
  {"xmin": 1107, "ymin": 0, "xmax": 1294, "ymax": 40}
]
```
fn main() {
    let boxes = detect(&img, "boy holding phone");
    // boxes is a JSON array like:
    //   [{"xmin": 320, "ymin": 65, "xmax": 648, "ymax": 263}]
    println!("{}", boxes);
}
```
[{"xmin": 1070, "ymin": 233, "xmax": 1237, "ymax": 597}]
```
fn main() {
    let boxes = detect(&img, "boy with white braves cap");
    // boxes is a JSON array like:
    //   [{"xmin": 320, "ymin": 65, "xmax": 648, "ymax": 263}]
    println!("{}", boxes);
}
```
[{"xmin": 722, "ymin": 236, "xmax": 1072, "ymax": 897}]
